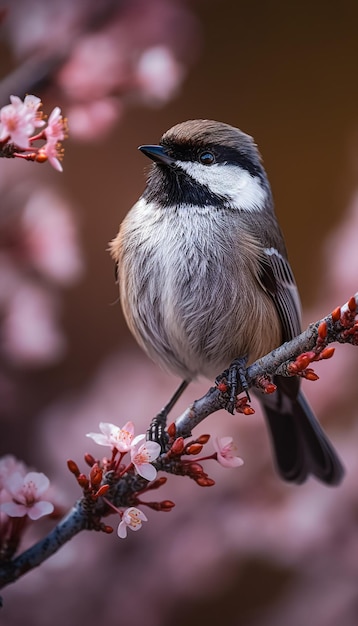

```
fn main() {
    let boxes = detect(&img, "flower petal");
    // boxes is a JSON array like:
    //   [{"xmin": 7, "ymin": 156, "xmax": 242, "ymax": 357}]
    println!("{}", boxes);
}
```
[
  {"xmin": 135, "ymin": 462, "xmax": 157, "ymax": 482},
  {"xmin": 28, "ymin": 501, "xmax": 54, "ymax": 520}
]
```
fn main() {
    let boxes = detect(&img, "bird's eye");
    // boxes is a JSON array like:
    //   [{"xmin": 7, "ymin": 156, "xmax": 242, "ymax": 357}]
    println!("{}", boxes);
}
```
[{"xmin": 199, "ymin": 151, "xmax": 215, "ymax": 165}]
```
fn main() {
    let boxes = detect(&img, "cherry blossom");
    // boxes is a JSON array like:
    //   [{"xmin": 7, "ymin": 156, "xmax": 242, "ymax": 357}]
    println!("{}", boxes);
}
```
[
  {"xmin": 0, "ymin": 95, "xmax": 44, "ymax": 149},
  {"xmin": 44, "ymin": 107, "xmax": 66, "ymax": 142},
  {"xmin": 38, "ymin": 138, "xmax": 64, "ymax": 172},
  {"xmin": 130, "ymin": 434, "xmax": 161, "ymax": 481},
  {"xmin": 213, "ymin": 437, "xmax": 244, "ymax": 469},
  {"xmin": 136, "ymin": 45, "xmax": 184, "ymax": 103},
  {"xmin": 0, "ymin": 455, "xmax": 27, "ymax": 492},
  {"xmin": 117, "ymin": 507, "xmax": 148, "ymax": 539},
  {"xmin": 86, "ymin": 421, "xmax": 135, "ymax": 452},
  {"xmin": 1, "ymin": 471, "xmax": 54, "ymax": 520}
]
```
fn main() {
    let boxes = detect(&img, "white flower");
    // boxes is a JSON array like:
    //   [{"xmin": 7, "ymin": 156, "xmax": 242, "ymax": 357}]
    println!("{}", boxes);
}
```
[
  {"xmin": 117, "ymin": 507, "xmax": 148, "ymax": 539},
  {"xmin": 130, "ymin": 434, "xmax": 161, "ymax": 481},
  {"xmin": 86, "ymin": 421, "xmax": 135, "ymax": 452},
  {"xmin": 213, "ymin": 436, "xmax": 244, "ymax": 468}
]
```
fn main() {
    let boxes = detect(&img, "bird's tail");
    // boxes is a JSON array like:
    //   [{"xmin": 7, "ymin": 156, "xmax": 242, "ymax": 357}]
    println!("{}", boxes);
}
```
[{"xmin": 259, "ymin": 377, "xmax": 344, "ymax": 485}]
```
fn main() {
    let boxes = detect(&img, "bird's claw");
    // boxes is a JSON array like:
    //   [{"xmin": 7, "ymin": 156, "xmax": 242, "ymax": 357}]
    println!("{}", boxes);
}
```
[
  {"xmin": 146, "ymin": 409, "xmax": 169, "ymax": 452},
  {"xmin": 216, "ymin": 356, "xmax": 250, "ymax": 414}
]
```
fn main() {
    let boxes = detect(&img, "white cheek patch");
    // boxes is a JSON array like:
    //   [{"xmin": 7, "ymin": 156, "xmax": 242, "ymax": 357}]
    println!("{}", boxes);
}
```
[{"xmin": 176, "ymin": 161, "xmax": 266, "ymax": 212}]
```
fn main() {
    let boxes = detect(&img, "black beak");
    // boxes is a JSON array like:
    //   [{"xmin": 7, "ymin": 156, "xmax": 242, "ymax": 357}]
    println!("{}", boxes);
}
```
[{"xmin": 138, "ymin": 144, "xmax": 176, "ymax": 167}]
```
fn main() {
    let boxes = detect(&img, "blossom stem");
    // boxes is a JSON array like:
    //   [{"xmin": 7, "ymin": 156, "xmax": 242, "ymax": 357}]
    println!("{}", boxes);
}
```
[
  {"xmin": 102, "ymin": 497, "xmax": 123, "ymax": 517},
  {"xmin": 118, "ymin": 463, "xmax": 134, "ymax": 477}
]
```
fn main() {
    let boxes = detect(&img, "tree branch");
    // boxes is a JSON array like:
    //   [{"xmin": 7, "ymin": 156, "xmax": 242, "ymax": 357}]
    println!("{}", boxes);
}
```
[{"xmin": 1, "ymin": 293, "xmax": 357, "ymax": 592}]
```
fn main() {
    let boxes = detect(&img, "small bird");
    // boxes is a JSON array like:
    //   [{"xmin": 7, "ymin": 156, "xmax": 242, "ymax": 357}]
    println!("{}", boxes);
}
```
[{"xmin": 110, "ymin": 119, "xmax": 344, "ymax": 485}]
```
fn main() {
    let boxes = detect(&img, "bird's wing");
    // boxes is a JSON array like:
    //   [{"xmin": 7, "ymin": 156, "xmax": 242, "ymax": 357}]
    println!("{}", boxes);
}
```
[{"xmin": 259, "ymin": 246, "xmax": 302, "ymax": 343}]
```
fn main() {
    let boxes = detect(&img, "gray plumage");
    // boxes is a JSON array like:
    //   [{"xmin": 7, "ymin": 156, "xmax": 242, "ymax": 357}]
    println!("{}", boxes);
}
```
[{"xmin": 110, "ymin": 119, "xmax": 344, "ymax": 485}]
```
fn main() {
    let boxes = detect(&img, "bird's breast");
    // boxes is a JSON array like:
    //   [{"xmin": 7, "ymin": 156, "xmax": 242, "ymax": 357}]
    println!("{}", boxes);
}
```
[{"xmin": 114, "ymin": 199, "xmax": 281, "ymax": 379}]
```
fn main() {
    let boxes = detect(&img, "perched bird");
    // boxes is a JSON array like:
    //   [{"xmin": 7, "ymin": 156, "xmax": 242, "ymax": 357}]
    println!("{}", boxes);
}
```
[{"xmin": 110, "ymin": 119, "xmax": 344, "ymax": 485}]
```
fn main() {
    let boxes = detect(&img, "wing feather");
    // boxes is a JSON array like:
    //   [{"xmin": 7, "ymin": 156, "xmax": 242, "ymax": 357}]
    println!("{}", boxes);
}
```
[{"xmin": 260, "ymin": 247, "xmax": 301, "ymax": 343}]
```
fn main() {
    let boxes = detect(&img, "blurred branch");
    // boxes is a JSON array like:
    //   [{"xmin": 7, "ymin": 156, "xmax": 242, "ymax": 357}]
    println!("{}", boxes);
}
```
[{"xmin": 0, "ymin": 0, "xmax": 125, "ymax": 105}]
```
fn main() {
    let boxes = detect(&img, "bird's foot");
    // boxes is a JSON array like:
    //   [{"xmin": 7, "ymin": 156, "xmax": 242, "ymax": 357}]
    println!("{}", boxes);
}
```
[
  {"xmin": 216, "ymin": 356, "xmax": 250, "ymax": 414},
  {"xmin": 146, "ymin": 409, "xmax": 169, "ymax": 452}
]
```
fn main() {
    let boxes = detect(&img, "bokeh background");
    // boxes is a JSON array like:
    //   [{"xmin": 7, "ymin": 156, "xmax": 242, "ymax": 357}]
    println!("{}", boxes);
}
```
[{"xmin": 1, "ymin": 1, "xmax": 358, "ymax": 624}]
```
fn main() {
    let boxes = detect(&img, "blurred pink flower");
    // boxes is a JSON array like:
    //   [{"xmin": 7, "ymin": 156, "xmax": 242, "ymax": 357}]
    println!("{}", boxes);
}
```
[
  {"xmin": 213, "ymin": 436, "xmax": 244, "ymax": 468},
  {"xmin": 86, "ymin": 421, "xmax": 135, "ymax": 452},
  {"xmin": 0, "ymin": 455, "xmax": 27, "ymax": 492},
  {"xmin": 130, "ymin": 434, "xmax": 161, "ymax": 481},
  {"xmin": 66, "ymin": 98, "xmax": 121, "ymax": 140},
  {"xmin": 1, "ymin": 471, "xmax": 54, "ymax": 520},
  {"xmin": 136, "ymin": 46, "xmax": 184, "ymax": 103},
  {"xmin": 2, "ymin": 283, "xmax": 66, "ymax": 365},
  {"xmin": 117, "ymin": 506, "xmax": 148, "ymax": 539},
  {"xmin": 22, "ymin": 189, "xmax": 84, "ymax": 285}
]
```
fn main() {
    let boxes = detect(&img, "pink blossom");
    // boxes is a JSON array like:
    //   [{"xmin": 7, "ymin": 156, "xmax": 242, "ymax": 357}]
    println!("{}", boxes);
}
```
[
  {"xmin": 130, "ymin": 434, "xmax": 161, "ymax": 481},
  {"xmin": 22, "ymin": 189, "xmax": 84, "ymax": 285},
  {"xmin": 117, "ymin": 507, "xmax": 148, "ymax": 539},
  {"xmin": 213, "ymin": 436, "xmax": 244, "ymax": 468},
  {"xmin": 2, "ymin": 283, "xmax": 66, "ymax": 365},
  {"xmin": 0, "ymin": 95, "xmax": 44, "ymax": 149},
  {"xmin": 45, "ymin": 106, "xmax": 66, "ymax": 142},
  {"xmin": 1, "ymin": 471, "xmax": 54, "ymax": 520},
  {"xmin": 86, "ymin": 421, "xmax": 135, "ymax": 452},
  {"xmin": 0, "ymin": 455, "xmax": 27, "ymax": 492},
  {"xmin": 39, "ymin": 137, "xmax": 64, "ymax": 172},
  {"xmin": 136, "ymin": 46, "xmax": 184, "ymax": 103}
]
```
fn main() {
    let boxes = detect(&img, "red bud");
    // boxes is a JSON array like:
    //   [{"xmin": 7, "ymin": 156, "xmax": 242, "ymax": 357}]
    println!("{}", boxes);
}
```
[
  {"xmin": 96, "ymin": 484, "xmax": 109, "ymax": 498},
  {"xmin": 320, "ymin": 346, "xmax": 335, "ymax": 359},
  {"xmin": 84, "ymin": 453, "xmax": 96, "ymax": 467},
  {"xmin": 171, "ymin": 437, "xmax": 185, "ymax": 455},
  {"xmin": 331, "ymin": 307, "xmax": 341, "ymax": 322},
  {"xmin": 217, "ymin": 381, "xmax": 229, "ymax": 393},
  {"xmin": 348, "ymin": 296, "xmax": 356, "ymax": 312},
  {"xmin": 160, "ymin": 500, "xmax": 175, "ymax": 511},
  {"xmin": 185, "ymin": 443, "xmax": 203, "ymax": 455},
  {"xmin": 196, "ymin": 434, "xmax": 210, "ymax": 444},
  {"xmin": 67, "ymin": 459, "xmax": 80, "ymax": 476},
  {"xmin": 77, "ymin": 474, "xmax": 89, "ymax": 488},
  {"xmin": 318, "ymin": 321, "xmax": 327, "ymax": 340},
  {"xmin": 304, "ymin": 369, "xmax": 319, "ymax": 381},
  {"xmin": 242, "ymin": 406, "xmax": 255, "ymax": 415},
  {"xmin": 90, "ymin": 463, "xmax": 103, "ymax": 486},
  {"xmin": 102, "ymin": 525, "xmax": 114, "ymax": 534},
  {"xmin": 264, "ymin": 383, "xmax": 277, "ymax": 394},
  {"xmin": 188, "ymin": 462, "xmax": 204, "ymax": 474},
  {"xmin": 167, "ymin": 422, "xmax": 176, "ymax": 438},
  {"xmin": 196, "ymin": 476, "xmax": 215, "ymax": 487},
  {"xmin": 147, "ymin": 476, "xmax": 167, "ymax": 490}
]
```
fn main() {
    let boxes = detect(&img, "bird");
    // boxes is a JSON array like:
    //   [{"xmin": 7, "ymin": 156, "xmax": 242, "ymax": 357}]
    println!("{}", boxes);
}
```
[{"xmin": 110, "ymin": 119, "xmax": 344, "ymax": 485}]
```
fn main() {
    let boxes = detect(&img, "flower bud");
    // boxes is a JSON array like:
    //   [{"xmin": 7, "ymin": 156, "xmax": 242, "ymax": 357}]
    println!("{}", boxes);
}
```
[
  {"xmin": 167, "ymin": 422, "xmax": 176, "ymax": 438},
  {"xmin": 160, "ymin": 500, "xmax": 175, "ymax": 511},
  {"xmin": 196, "ymin": 434, "xmax": 210, "ymax": 444},
  {"xmin": 84, "ymin": 453, "xmax": 96, "ymax": 467},
  {"xmin": 171, "ymin": 437, "xmax": 185, "ymax": 455},
  {"xmin": 90, "ymin": 463, "xmax": 103, "ymax": 486},
  {"xmin": 67, "ymin": 459, "xmax": 80, "ymax": 476},
  {"xmin": 185, "ymin": 443, "xmax": 203, "ymax": 455}
]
